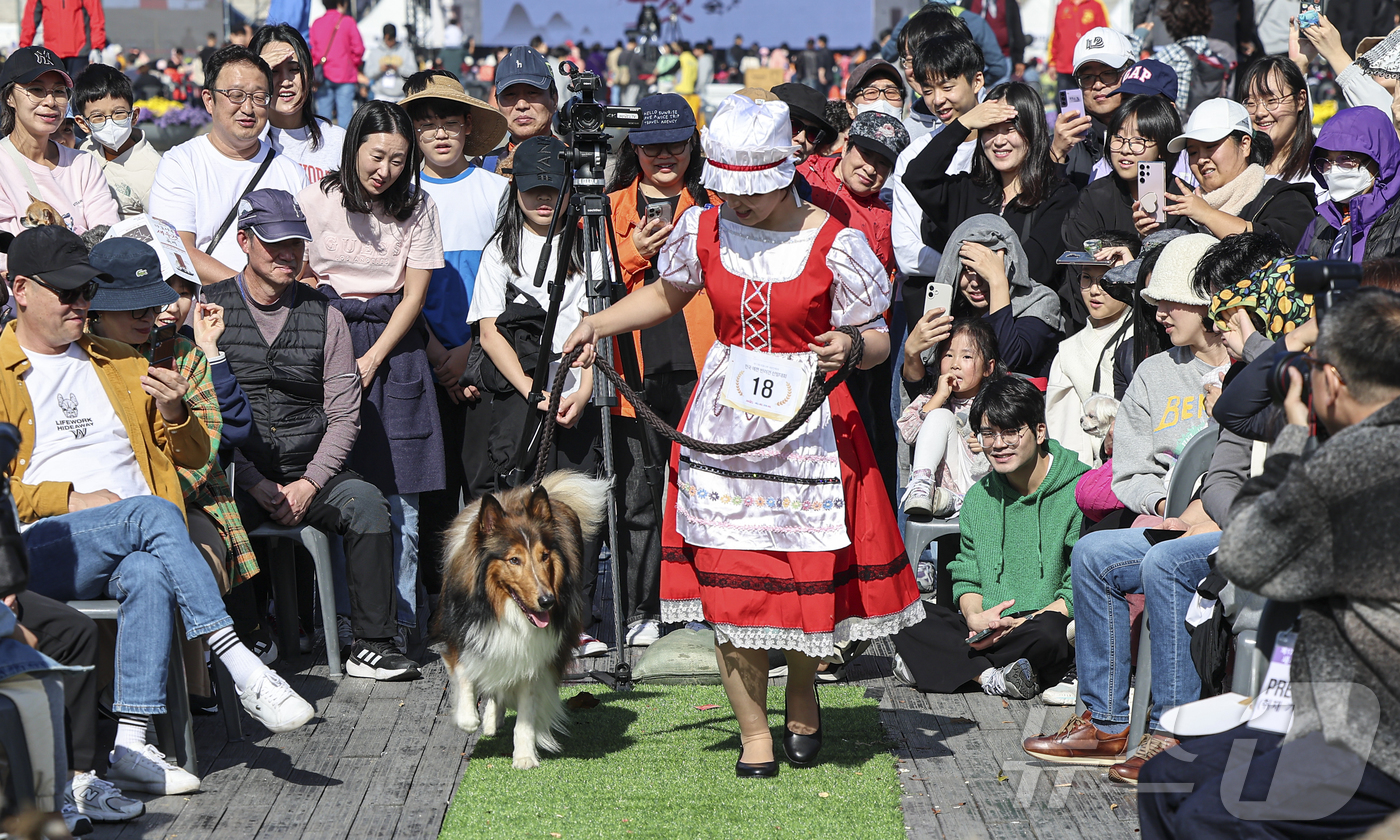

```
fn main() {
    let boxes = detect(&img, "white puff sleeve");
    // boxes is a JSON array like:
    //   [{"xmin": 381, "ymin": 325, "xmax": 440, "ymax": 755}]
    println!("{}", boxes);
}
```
[
  {"xmin": 656, "ymin": 205, "xmax": 705, "ymax": 293},
  {"xmin": 828, "ymin": 227, "xmax": 890, "ymax": 332}
]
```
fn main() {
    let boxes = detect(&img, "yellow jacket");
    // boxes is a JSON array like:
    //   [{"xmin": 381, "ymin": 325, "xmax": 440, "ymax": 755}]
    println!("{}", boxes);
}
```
[{"xmin": 0, "ymin": 322, "xmax": 211, "ymax": 523}]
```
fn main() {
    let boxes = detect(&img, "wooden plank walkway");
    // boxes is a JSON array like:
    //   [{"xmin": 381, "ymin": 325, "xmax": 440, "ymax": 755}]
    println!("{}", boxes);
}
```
[{"xmin": 89, "ymin": 628, "xmax": 1140, "ymax": 839}]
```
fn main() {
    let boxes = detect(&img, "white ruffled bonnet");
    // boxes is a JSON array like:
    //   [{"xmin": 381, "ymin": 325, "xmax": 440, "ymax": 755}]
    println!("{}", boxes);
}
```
[{"xmin": 700, "ymin": 94, "xmax": 800, "ymax": 196}]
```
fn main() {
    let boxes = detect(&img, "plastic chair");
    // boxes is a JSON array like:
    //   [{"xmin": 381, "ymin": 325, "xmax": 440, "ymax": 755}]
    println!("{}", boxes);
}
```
[
  {"xmin": 65, "ymin": 601, "xmax": 197, "ymax": 775},
  {"xmin": 902, "ymin": 517, "xmax": 960, "ymax": 609},
  {"xmin": 246, "ymin": 523, "xmax": 342, "ymax": 678},
  {"xmin": 1127, "ymin": 424, "xmax": 1220, "ymax": 749},
  {"xmin": 0, "ymin": 692, "xmax": 36, "ymax": 815}
]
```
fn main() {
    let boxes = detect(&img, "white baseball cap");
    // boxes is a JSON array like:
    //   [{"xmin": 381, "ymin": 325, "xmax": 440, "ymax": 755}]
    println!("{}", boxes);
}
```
[
  {"xmin": 1072, "ymin": 27, "xmax": 1135, "ymax": 73},
  {"xmin": 1168, "ymin": 98, "xmax": 1254, "ymax": 154}
]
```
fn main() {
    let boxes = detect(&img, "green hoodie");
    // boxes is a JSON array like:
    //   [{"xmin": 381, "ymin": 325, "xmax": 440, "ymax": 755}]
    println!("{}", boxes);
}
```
[{"xmin": 947, "ymin": 439, "xmax": 1088, "ymax": 618}]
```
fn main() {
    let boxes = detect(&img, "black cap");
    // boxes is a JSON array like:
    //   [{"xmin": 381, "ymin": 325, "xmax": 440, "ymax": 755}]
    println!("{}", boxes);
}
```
[
  {"xmin": 771, "ymin": 83, "xmax": 836, "ymax": 137},
  {"xmin": 8, "ymin": 226, "xmax": 110, "ymax": 288},
  {"xmin": 236, "ymin": 188, "xmax": 313, "ymax": 243},
  {"xmin": 0, "ymin": 47, "xmax": 73, "ymax": 88},
  {"xmin": 512, "ymin": 136, "xmax": 568, "ymax": 193},
  {"xmin": 86, "ymin": 238, "xmax": 179, "ymax": 313}
]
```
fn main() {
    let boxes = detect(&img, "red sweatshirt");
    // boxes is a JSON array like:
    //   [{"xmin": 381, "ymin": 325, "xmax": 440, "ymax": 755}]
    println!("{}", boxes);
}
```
[
  {"xmin": 804, "ymin": 155, "xmax": 896, "ymax": 278},
  {"xmin": 20, "ymin": 0, "xmax": 106, "ymax": 59},
  {"xmin": 1048, "ymin": 0, "xmax": 1109, "ymax": 76}
]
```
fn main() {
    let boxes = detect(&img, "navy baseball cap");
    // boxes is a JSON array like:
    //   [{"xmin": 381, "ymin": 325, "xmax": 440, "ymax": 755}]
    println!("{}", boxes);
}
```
[
  {"xmin": 87, "ymin": 238, "xmax": 179, "ymax": 313},
  {"xmin": 496, "ymin": 46, "xmax": 554, "ymax": 94},
  {"xmin": 512, "ymin": 136, "xmax": 568, "ymax": 193},
  {"xmin": 8, "ymin": 226, "xmax": 109, "ymax": 288},
  {"xmin": 630, "ymin": 93, "xmax": 696, "ymax": 145},
  {"xmin": 236, "ymin": 189, "xmax": 312, "ymax": 243},
  {"xmin": 0, "ymin": 46, "xmax": 72, "ymax": 88},
  {"xmin": 1116, "ymin": 59, "xmax": 1178, "ymax": 103}
]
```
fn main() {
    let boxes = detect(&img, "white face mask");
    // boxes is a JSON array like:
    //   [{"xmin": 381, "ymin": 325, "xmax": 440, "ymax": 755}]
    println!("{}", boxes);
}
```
[
  {"xmin": 857, "ymin": 99, "xmax": 903, "ymax": 121},
  {"xmin": 1325, "ymin": 165, "xmax": 1374, "ymax": 203},
  {"xmin": 89, "ymin": 114, "xmax": 133, "ymax": 151}
]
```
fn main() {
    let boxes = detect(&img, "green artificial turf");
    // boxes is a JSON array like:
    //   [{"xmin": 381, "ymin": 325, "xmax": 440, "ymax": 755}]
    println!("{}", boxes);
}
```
[{"xmin": 439, "ymin": 684, "xmax": 905, "ymax": 840}]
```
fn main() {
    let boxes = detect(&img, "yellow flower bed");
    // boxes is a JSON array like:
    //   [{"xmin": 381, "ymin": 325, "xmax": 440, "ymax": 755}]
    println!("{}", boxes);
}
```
[{"xmin": 132, "ymin": 97, "xmax": 183, "ymax": 117}]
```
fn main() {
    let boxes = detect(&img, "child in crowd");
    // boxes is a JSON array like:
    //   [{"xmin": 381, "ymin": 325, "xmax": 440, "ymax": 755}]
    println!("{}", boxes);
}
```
[
  {"xmin": 899, "ymin": 318, "xmax": 1001, "ymax": 517},
  {"xmin": 73, "ymin": 64, "xmax": 163, "ymax": 219},
  {"xmin": 1045, "ymin": 230, "xmax": 1139, "ymax": 466}
]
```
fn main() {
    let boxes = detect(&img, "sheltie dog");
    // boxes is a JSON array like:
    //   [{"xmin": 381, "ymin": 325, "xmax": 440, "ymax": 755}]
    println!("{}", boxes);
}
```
[{"xmin": 434, "ymin": 470, "xmax": 609, "ymax": 768}]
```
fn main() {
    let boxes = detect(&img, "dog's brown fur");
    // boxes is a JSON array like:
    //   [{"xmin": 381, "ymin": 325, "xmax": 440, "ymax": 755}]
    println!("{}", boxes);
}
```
[{"xmin": 434, "ymin": 470, "xmax": 608, "ymax": 768}]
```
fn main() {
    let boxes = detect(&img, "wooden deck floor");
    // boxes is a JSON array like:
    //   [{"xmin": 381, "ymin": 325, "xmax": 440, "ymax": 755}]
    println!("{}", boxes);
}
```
[{"xmin": 89, "ymin": 633, "xmax": 1139, "ymax": 839}]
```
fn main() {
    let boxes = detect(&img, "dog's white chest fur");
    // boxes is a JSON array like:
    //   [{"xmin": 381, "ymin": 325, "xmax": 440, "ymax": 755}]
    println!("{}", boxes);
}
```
[{"xmin": 456, "ymin": 607, "xmax": 565, "ymax": 691}]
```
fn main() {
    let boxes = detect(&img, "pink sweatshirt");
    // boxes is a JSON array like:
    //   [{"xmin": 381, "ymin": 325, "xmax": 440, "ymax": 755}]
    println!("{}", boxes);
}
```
[
  {"xmin": 1076, "ymin": 459, "xmax": 1124, "ymax": 523},
  {"xmin": 0, "ymin": 142, "xmax": 120, "ymax": 268}
]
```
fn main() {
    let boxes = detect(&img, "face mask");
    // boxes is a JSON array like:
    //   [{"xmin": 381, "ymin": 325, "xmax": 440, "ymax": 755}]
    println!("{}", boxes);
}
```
[
  {"xmin": 89, "ymin": 115, "xmax": 133, "ymax": 151},
  {"xmin": 1325, "ymin": 165, "xmax": 1374, "ymax": 203},
  {"xmin": 857, "ymin": 99, "xmax": 903, "ymax": 121}
]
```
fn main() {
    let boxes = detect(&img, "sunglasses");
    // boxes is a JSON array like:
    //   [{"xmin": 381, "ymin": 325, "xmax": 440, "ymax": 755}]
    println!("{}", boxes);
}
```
[{"xmin": 29, "ymin": 274, "xmax": 98, "ymax": 305}]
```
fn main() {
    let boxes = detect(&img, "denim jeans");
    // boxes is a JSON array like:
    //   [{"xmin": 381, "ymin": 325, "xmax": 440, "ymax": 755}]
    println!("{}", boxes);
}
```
[
  {"xmin": 23, "ymin": 496, "xmax": 232, "ymax": 715},
  {"xmin": 389, "ymin": 492, "xmax": 419, "ymax": 629},
  {"xmin": 315, "ymin": 81, "xmax": 357, "ymax": 127},
  {"xmin": 1072, "ymin": 528, "xmax": 1219, "ymax": 733}
]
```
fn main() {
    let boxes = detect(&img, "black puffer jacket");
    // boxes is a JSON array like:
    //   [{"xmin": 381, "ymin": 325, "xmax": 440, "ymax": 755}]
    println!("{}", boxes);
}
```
[{"xmin": 1301, "ymin": 199, "xmax": 1400, "ymax": 261}]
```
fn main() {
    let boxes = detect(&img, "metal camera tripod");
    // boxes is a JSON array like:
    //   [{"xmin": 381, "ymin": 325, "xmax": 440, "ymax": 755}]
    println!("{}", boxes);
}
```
[{"xmin": 505, "ymin": 65, "xmax": 657, "ymax": 690}]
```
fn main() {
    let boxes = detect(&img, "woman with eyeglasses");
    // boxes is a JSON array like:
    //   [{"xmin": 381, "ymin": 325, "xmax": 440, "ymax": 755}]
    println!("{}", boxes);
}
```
[
  {"xmin": 1297, "ymin": 105, "xmax": 1400, "ymax": 262},
  {"xmin": 85, "ymin": 236, "xmax": 260, "ymax": 705},
  {"xmin": 1239, "ymin": 56, "xmax": 1318, "ymax": 199},
  {"xmin": 0, "ymin": 47, "xmax": 119, "ymax": 248},
  {"xmin": 903, "ymin": 81, "xmax": 1079, "ymax": 294},
  {"xmin": 250, "ymin": 24, "xmax": 348, "ymax": 184},
  {"xmin": 299, "ymin": 100, "xmax": 446, "ymax": 648}
]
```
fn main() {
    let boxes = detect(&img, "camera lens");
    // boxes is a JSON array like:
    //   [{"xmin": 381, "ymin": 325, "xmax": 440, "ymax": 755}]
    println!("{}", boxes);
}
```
[{"xmin": 1266, "ymin": 351, "xmax": 1310, "ymax": 406}]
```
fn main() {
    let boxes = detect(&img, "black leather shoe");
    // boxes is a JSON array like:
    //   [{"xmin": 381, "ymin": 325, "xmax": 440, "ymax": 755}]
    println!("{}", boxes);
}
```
[
  {"xmin": 736, "ymin": 751, "xmax": 780, "ymax": 778},
  {"xmin": 784, "ymin": 690, "xmax": 823, "ymax": 766}
]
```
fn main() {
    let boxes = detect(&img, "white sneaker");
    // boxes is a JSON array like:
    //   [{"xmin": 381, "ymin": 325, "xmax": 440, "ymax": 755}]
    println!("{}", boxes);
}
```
[
  {"xmin": 239, "ymin": 669, "xmax": 315, "ymax": 733},
  {"xmin": 1039, "ymin": 678, "xmax": 1078, "ymax": 706},
  {"xmin": 68, "ymin": 770, "xmax": 145, "ymax": 822},
  {"xmin": 62, "ymin": 801, "xmax": 94, "ymax": 836},
  {"xmin": 106, "ymin": 744, "xmax": 201, "ymax": 795},
  {"xmin": 928, "ymin": 487, "xmax": 959, "ymax": 519},
  {"xmin": 576, "ymin": 633, "xmax": 608, "ymax": 657},
  {"xmin": 901, "ymin": 470, "xmax": 935, "ymax": 516},
  {"xmin": 624, "ymin": 619, "xmax": 662, "ymax": 647}
]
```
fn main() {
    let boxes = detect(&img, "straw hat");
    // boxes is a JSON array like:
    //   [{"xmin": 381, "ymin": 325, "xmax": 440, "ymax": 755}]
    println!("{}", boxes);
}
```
[
  {"xmin": 700, "ymin": 94, "xmax": 799, "ymax": 196},
  {"xmin": 399, "ymin": 74, "xmax": 508, "ymax": 157}
]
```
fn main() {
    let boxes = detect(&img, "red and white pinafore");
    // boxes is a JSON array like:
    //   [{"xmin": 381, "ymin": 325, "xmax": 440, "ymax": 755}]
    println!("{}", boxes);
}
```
[{"xmin": 657, "ymin": 204, "xmax": 923, "ymax": 657}]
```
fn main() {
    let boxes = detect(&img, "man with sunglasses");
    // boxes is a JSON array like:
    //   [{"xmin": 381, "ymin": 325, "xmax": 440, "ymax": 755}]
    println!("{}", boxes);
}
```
[
  {"xmin": 1051, "ymin": 27, "xmax": 1137, "ymax": 190},
  {"xmin": 149, "ymin": 45, "xmax": 309, "ymax": 285},
  {"xmin": 0, "ymin": 225, "xmax": 316, "ymax": 796},
  {"xmin": 1137, "ymin": 288, "xmax": 1400, "ymax": 838},
  {"xmin": 891, "ymin": 376, "xmax": 1083, "ymax": 700}
]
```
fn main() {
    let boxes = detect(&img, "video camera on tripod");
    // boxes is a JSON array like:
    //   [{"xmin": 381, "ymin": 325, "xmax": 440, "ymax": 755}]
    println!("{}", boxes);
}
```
[{"xmin": 552, "ymin": 63, "xmax": 642, "ymax": 191}]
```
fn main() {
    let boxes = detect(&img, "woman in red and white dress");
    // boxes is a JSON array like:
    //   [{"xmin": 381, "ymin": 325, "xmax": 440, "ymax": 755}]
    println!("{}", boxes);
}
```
[{"xmin": 566, "ymin": 94, "xmax": 921, "ymax": 777}]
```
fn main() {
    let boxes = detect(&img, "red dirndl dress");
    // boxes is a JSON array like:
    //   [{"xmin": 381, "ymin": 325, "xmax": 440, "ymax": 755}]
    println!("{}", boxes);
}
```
[{"xmin": 658, "ymin": 205, "xmax": 922, "ymax": 657}]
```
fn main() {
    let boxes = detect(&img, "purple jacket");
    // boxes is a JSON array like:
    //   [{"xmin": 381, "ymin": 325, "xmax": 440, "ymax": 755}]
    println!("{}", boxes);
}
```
[{"xmin": 1301, "ymin": 105, "xmax": 1400, "ymax": 262}]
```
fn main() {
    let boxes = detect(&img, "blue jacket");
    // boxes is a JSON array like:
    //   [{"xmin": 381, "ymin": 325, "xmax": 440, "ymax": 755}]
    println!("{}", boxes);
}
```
[{"xmin": 882, "ymin": 0, "xmax": 1012, "ymax": 87}]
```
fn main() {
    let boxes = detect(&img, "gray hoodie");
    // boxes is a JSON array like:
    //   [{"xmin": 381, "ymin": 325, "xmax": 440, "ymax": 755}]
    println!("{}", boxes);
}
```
[{"xmin": 932, "ymin": 213, "xmax": 1063, "ymax": 333}]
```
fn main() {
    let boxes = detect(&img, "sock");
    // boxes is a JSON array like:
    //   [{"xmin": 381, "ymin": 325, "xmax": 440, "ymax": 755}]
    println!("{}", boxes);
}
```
[
  {"xmin": 114, "ymin": 715, "xmax": 149, "ymax": 753},
  {"xmin": 208, "ymin": 626, "xmax": 266, "ymax": 690}
]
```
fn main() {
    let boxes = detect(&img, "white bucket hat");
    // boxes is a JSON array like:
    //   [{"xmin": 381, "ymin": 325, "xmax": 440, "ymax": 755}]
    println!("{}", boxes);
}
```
[
  {"xmin": 700, "ymin": 94, "xmax": 799, "ymax": 196},
  {"xmin": 1141, "ymin": 233, "xmax": 1219, "ymax": 306}
]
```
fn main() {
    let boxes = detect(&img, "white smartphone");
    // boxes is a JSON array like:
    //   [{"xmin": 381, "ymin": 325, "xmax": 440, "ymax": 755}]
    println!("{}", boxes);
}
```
[
  {"xmin": 1138, "ymin": 161, "xmax": 1167, "ymax": 224},
  {"xmin": 924, "ymin": 279, "xmax": 955, "ymax": 319},
  {"xmin": 1058, "ymin": 88, "xmax": 1084, "ymax": 117}
]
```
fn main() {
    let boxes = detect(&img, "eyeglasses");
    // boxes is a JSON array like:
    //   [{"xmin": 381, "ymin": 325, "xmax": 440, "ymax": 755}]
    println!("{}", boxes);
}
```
[
  {"xmin": 1108, "ymin": 134, "xmax": 1155, "ymax": 155},
  {"xmin": 82, "ymin": 109, "xmax": 132, "ymax": 127},
  {"xmin": 129, "ymin": 306, "xmax": 159, "ymax": 319},
  {"xmin": 29, "ymin": 275, "xmax": 98, "ymax": 306},
  {"xmin": 976, "ymin": 425, "xmax": 1030, "ymax": 447},
  {"xmin": 415, "ymin": 120, "xmax": 465, "ymax": 138},
  {"xmin": 1242, "ymin": 94, "xmax": 1296, "ymax": 114},
  {"xmin": 637, "ymin": 140, "xmax": 689, "ymax": 157},
  {"xmin": 855, "ymin": 84, "xmax": 904, "ymax": 103},
  {"xmin": 1075, "ymin": 68, "xmax": 1123, "ymax": 90},
  {"xmin": 1316, "ymin": 154, "xmax": 1369, "ymax": 174},
  {"xmin": 19, "ymin": 84, "xmax": 70, "ymax": 104},
  {"xmin": 210, "ymin": 88, "xmax": 272, "ymax": 107}
]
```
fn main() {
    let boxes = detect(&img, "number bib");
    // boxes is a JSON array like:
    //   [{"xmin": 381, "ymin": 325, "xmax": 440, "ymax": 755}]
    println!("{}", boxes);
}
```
[{"xmin": 719, "ymin": 347, "xmax": 810, "ymax": 423}]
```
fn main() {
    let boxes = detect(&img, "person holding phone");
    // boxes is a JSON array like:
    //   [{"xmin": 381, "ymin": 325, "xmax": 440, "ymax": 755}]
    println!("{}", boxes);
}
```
[
  {"xmin": 891, "ymin": 376, "xmax": 1082, "ymax": 698},
  {"xmin": 1050, "ymin": 27, "xmax": 1137, "ymax": 190},
  {"xmin": 603, "ymin": 93, "xmax": 718, "ymax": 647}
]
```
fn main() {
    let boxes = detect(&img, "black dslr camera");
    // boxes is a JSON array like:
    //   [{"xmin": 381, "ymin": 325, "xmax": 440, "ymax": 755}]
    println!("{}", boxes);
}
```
[
  {"xmin": 1266, "ymin": 260, "xmax": 1362, "ymax": 405},
  {"xmin": 553, "ymin": 62, "xmax": 642, "ymax": 191}
]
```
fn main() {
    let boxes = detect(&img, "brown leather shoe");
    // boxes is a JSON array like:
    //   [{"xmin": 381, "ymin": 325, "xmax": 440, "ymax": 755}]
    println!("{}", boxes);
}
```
[
  {"xmin": 1108, "ymin": 733, "xmax": 1180, "ymax": 784},
  {"xmin": 1022, "ymin": 710, "xmax": 1130, "ymax": 765}
]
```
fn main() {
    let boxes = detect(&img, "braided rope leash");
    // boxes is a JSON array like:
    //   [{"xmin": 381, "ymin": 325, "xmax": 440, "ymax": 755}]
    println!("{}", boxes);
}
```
[{"xmin": 531, "ymin": 325, "xmax": 865, "ymax": 487}]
